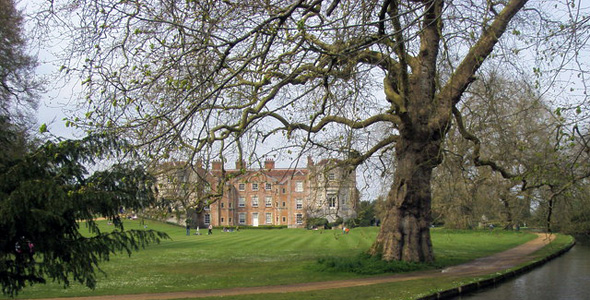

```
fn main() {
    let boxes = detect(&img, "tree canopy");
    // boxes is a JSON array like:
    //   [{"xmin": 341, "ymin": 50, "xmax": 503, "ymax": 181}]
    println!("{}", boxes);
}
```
[{"xmin": 37, "ymin": 0, "xmax": 590, "ymax": 262}]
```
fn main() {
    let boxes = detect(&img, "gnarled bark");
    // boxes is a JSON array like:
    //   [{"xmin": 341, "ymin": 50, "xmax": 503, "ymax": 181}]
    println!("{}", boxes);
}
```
[{"xmin": 370, "ymin": 135, "xmax": 443, "ymax": 262}]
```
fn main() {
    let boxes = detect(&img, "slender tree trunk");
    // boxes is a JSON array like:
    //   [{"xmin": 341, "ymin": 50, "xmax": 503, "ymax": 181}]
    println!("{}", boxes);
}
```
[
  {"xmin": 546, "ymin": 198, "xmax": 554, "ymax": 233},
  {"xmin": 369, "ymin": 135, "xmax": 443, "ymax": 262}
]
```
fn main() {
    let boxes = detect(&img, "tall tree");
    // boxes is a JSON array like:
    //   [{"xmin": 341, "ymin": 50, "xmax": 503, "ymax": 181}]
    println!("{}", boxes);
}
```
[
  {"xmin": 0, "ymin": 0, "xmax": 40, "ymax": 123},
  {"xmin": 433, "ymin": 72, "xmax": 557, "ymax": 229},
  {"xmin": 39, "ymin": 0, "xmax": 587, "ymax": 262},
  {"xmin": 0, "ymin": 134, "xmax": 168, "ymax": 297}
]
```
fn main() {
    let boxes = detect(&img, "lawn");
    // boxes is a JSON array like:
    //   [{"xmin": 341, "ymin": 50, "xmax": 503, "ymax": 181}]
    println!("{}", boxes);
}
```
[{"xmin": 6, "ymin": 220, "xmax": 538, "ymax": 299}]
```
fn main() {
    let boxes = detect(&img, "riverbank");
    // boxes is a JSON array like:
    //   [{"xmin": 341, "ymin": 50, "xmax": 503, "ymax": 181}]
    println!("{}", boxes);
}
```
[{"xmin": 418, "ymin": 233, "xmax": 575, "ymax": 300}]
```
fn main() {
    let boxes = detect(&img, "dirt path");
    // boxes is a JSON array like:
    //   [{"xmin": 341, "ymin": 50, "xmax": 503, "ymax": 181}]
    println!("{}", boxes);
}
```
[{"xmin": 31, "ymin": 233, "xmax": 556, "ymax": 300}]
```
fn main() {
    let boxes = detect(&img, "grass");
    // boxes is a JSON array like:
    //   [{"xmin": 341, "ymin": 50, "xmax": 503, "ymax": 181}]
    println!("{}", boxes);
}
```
[
  {"xmin": 6, "ymin": 220, "xmax": 542, "ymax": 299},
  {"xmin": 182, "ymin": 234, "xmax": 575, "ymax": 300}
]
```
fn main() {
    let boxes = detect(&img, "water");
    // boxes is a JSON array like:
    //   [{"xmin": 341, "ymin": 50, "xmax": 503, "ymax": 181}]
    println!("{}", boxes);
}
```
[{"xmin": 455, "ymin": 244, "xmax": 590, "ymax": 300}]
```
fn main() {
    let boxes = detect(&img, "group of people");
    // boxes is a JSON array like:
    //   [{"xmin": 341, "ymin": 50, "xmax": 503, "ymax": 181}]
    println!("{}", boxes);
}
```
[{"xmin": 186, "ymin": 223, "xmax": 213, "ymax": 236}]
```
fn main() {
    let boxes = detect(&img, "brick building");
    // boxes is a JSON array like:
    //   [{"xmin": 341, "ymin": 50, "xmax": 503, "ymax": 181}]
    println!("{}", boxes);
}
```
[{"xmin": 154, "ymin": 157, "xmax": 358, "ymax": 228}]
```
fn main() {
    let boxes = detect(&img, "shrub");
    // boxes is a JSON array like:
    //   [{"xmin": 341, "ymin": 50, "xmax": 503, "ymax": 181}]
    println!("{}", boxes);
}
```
[
  {"xmin": 315, "ymin": 253, "xmax": 430, "ymax": 275},
  {"xmin": 306, "ymin": 217, "xmax": 329, "ymax": 229},
  {"xmin": 328, "ymin": 217, "xmax": 343, "ymax": 229}
]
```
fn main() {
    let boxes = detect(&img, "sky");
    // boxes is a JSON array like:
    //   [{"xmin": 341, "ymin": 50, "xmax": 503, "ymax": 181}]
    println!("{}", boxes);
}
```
[
  {"xmin": 25, "ymin": 0, "xmax": 590, "ymax": 202},
  {"xmin": 29, "ymin": 0, "xmax": 590, "ymax": 137}
]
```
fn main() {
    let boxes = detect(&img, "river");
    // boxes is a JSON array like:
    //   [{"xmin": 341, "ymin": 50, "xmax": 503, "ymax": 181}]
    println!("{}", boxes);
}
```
[{"xmin": 454, "ymin": 243, "xmax": 590, "ymax": 300}]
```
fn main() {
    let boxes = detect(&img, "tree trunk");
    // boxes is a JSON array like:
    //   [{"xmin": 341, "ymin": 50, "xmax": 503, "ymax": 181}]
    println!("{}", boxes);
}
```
[
  {"xmin": 500, "ymin": 194, "xmax": 514, "ymax": 230},
  {"xmin": 369, "ymin": 135, "xmax": 443, "ymax": 262},
  {"xmin": 546, "ymin": 198, "xmax": 554, "ymax": 233}
]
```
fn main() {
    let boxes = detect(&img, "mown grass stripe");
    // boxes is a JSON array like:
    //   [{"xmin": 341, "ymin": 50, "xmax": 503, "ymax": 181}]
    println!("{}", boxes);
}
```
[{"xmin": 4, "ymin": 221, "xmax": 539, "ymax": 299}]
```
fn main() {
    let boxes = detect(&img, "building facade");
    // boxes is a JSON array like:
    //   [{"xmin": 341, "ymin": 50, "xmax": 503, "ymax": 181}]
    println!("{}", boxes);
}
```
[{"xmin": 154, "ymin": 158, "xmax": 358, "ymax": 228}]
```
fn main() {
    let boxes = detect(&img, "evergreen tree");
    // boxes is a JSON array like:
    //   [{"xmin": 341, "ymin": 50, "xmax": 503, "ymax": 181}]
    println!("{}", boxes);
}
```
[{"xmin": 0, "ymin": 133, "xmax": 168, "ymax": 297}]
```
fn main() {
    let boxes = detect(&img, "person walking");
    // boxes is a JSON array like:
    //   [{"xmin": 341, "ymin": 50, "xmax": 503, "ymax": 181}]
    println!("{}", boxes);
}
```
[
  {"xmin": 186, "ymin": 219, "xmax": 192, "ymax": 236},
  {"xmin": 208, "ymin": 224, "xmax": 213, "ymax": 235}
]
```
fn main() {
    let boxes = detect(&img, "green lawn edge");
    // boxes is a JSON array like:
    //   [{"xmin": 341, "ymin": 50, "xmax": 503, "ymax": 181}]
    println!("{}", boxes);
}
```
[
  {"xmin": 179, "ymin": 233, "xmax": 575, "ymax": 300},
  {"xmin": 2, "ymin": 222, "xmax": 554, "ymax": 300}
]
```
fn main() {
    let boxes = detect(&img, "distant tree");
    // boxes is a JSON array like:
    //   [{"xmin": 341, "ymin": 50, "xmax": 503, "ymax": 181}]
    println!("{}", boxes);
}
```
[
  {"xmin": 432, "ymin": 72, "xmax": 554, "ymax": 229},
  {"xmin": 350, "ymin": 200, "xmax": 377, "ymax": 227},
  {"xmin": 432, "ymin": 69, "xmax": 590, "ymax": 231},
  {"xmin": 0, "ymin": 133, "xmax": 168, "ymax": 297},
  {"xmin": 0, "ymin": 0, "xmax": 40, "ymax": 124}
]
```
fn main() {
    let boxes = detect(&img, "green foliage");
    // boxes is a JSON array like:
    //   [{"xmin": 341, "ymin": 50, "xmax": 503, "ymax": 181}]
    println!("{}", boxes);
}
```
[
  {"xmin": 305, "ymin": 217, "xmax": 329, "ymax": 229},
  {"xmin": 345, "ymin": 200, "xmax": 377, "ymax": 228},
  {"xmin": 328, "ymin": 217, "xmax": 343, "ymax": 229},
  {"xmin": 561, "ymin": 210, "xmax": 590, "ymax": 236},
  {"xmin": 315, "ymin": 252, "xmax": 429, "ymax": 275},
  {"xmin": 0, "ymin": 134, "xmax": 169, "ymax": 297}
]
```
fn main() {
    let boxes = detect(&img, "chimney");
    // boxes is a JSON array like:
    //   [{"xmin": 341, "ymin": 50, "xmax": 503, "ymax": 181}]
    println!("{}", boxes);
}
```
[
  {"xmin": 212, "ymin": 160, "xmax": 222, "ymax": 171},
  {"xmin": 307, "ymin": 156, "xmax": 314, "ymax": 167},
  {"xmin": 264, "ymin": 158, "xmax": 275, "ymax": 170}
]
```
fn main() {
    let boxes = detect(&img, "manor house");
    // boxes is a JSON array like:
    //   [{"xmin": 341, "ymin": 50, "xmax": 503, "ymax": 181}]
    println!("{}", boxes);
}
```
[{"xmin": 154, "ymin": 157, "xmax": 359, "ymax": 228}]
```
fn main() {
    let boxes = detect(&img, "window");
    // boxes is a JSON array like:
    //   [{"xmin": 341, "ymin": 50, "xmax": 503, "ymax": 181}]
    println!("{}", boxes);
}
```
[
  {"xmin": 252, "ymin": 195, "xmax": 259, "ymax": 207},
  {"xmin": 282, "ymin": 201, "xmax": 286, "ymax": 207},
  {"xmin": 252, "ymin": 183, "xmax": 259, "ymax": 191},
  {"xmin": 265, "ymin": 196, "xmax": 272, "ymax": 207},
  {"xmin": 238, "ymin": 197, "xmax": 246, "ymax": 207},
  {"xmin": 328, "ymin": 173, "xmax": 335, "ymax": 180},
  {"xmin": 239, "ymin": 213, "xmax": 246, "ymax": 224},
  {"xmin": 282, "ymin": 216, "xmax": 286, "ymax": 223},
  {"xmin": 328, "ymin": 194, "xmax": 337, "ymax": 208},
  {"xmin": 295, "ymin": 181, "xmax": 304, "ymax": 192},
  {"xmin": 296, "ymin": 214, "xmax": 303, "ymax": 224},
  {"xmin": 296, "ymin": 198, "xmax": 303, "ymax": 210},
  {"xmin": 265, "ymin": 213, "xmax": 272, "ymax": 224},
  {"xmin": 229, "ymin": 217, "xmax": 232, "ymax": 223},
  {"xmin": 229, "ymin": 202, "xmax": 232, "ymax": 208},
  {"xmin": 265, "ymin": 183, "xmax": 272, "ymax": 190},
  {"xmin": 221, "ymin": 202, "xmax": 225, "ymax": 208},
  {"xmin": 221, "ymin": 217, "xmax": 224, "ymax": 223},
  {"xmin": 282, "ymin": 188, "xmax": 286, "ymax": 194},
  {"xmin": 238, "ymin": 183, "xmax": 245, "ymax": 191},
  {"xmin": 204, "ymin": 214, "xmax": 211, "ymax": 225}
]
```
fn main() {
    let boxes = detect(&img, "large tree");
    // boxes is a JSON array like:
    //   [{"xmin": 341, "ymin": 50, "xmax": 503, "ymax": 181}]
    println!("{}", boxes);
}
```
[
  {"xmin": 433, "ymin": 72, "xmax": 559, "ymax": 229},
  {"xmin": 0, "ymin": 133, "xmax": 168, "ymax": 297},
  {"xmin": 38, "ymin": 0, "xmax": 588, "ymax": 262}
]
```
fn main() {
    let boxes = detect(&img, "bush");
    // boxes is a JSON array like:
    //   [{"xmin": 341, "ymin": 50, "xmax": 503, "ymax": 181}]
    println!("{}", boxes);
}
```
[
  {"xmin": 315, "ymin": 253, "xmax": 430, "ymax": 275},
  {"xmin": 328, "ymin": 217, "xmax": 344, "ymax": 229},
  {"xmin": 306, "ymin": 217, "xmax": 329, "ymax": 229},
  {"xmin": 344, "ymin": 218, "xmax": 357, "ymax": 228}
]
